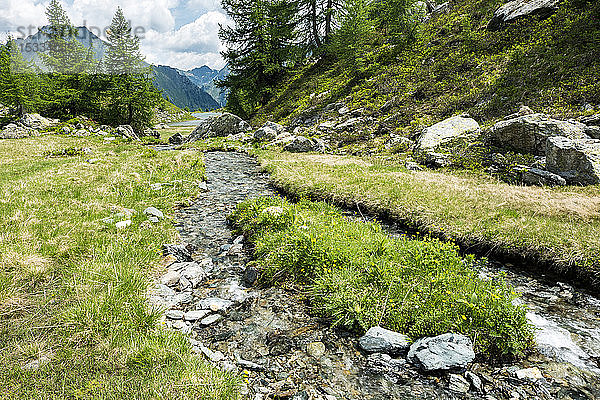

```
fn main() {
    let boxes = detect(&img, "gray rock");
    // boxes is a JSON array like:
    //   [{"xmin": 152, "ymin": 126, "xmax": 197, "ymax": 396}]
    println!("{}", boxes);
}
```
[
  {"xmin": 448, "ymin": 374, "xmax": 470, "ymax": 393},
  {"xmin": 198, "ymin": 181, "xmax": 208, "ymax": 192},
  {"xmin": 117, "ymin": 125, "xmax": 140, "ymax": 141},
  {"xmin": 199, "ymin": 297, "xmax": 233, "ymax": 312},
  {"xmin": 201, "ymin": 314, "xmax": 222, "ymax": 326},
  {"xmin": 184, "ymin": 310, "xmax": 211, "ymax": 321},
  {"xmin": 166, "ymin": 310, "xmax": 184, "ymax": 320},
  {"xmin": 163, "ymin": 243, "xmax": 194, "ymax": 262},
  {"xmin": 585, "ymin": 126, "xmax": 600, "ymax": 139},
  {"xmin": 581, "ymin": 114, "xmax": 600, "ymax": 126},
  {"xmin": 20, "ymin": 113, "xmax": 54, "ymax": 130},
  {"xmin": 115, "ymin": 220, "xmax": 132, "ymax": 229},
  {"xmin": 168, "ymin": 133, "xmax": 183, "ymax": 145},
  {"xmin": 465, "ymin": 371, "xmax": 483, "ymax": 392},
  {"xmin": 521, "ymin": 167, "xmax": 566, "ymax": 186},
  {"xmin": 405, "ymin": 161, "xmax": 423, "ymax": 171},
  {"xmin": 161, "ymin": 270, "xmax": 181, "ymax": 287},
  {"xmin": 515, "ymin": 367, "xmax": 543, "ymax": 380},
  {"xmin": 364, "ymin": 353, "xmax": 409, "ymax": 384},
  {"xmin": 359, "ymin": 326, "xmax": 411, "ymax": 354},
  {"xmin": 173, "ymin": 292, "xmax": 194, "ymax": 305},
  {"xmin": 306, "ymin": 342, "xmax": 326, "ymax": 358},
  {"xmin": 335, "ymin": 117, "xmax": 363, "ymax": 132},
  {"xmin": 254, "ymin": 126, "xmax": 278, "ymax": 142},
  {"xmin": 144, "ymin": 207, "xmax": 164, "ymax": 219},
  {"xmin": 242, "ymin": 265, "xmax": 258, "ymax": 287},
  {"xmin": 0, "ymin": 123, "xmax": 38, "ymax": 139},
  {"xmin": 485, "ymin": 113, "xmax": 589, "ymax": 156},
  {"xmin": 407, "ymin": 333, "xmax": 475, "ymax": 371},
  {"xmin": 283, "ymin": 136, "xmax": 327, "ymax": 153},
  {"xmin": 386, "ymin": 135, "xmax": 414, "ymax": 152},
  {"xmin": 422, "ymin": 151, "xmax": 452, "ymax": 168},
  {"xmin": 180, "ymin": 263, "xmax": 206, "ymax": 288},
  {"xmin": 488, "ymin": 0, "xmax": 560, "ymax": 31},
  {"xmin": 185, "ymin": 113, "xmax": 251, "ymax": 142},
  {"xmin": 546, "ymin": 136, "xmax": 600, "ymax": 185},
  {"xmin": 415, "ymin": 116, "xmax": 480, "ymax": 154}
]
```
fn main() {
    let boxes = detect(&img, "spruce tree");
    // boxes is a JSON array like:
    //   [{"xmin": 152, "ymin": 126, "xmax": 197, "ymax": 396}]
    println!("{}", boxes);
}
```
[
  {"xmin": 103, "ymin": 7, "xmax": 160, "ymax": 132},
  {"xmin": 0, "ymin": 38, "xmax": 38, "ymax": 117}
]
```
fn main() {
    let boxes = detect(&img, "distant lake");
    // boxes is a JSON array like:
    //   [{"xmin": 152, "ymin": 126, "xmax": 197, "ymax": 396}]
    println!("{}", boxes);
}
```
[{"xmin": 168, "ymin": 112, "xmax": 221, "ymax": 127}]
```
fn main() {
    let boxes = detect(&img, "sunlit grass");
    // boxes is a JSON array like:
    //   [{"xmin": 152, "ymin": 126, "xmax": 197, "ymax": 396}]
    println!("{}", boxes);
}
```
[{"xmin": 0, "ymin": 135, "xmax": 239, "ymax": 399}]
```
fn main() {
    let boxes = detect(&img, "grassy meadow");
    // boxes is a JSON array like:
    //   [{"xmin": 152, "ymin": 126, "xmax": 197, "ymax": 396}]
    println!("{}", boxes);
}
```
[
  {"xmin": 256, "ymin": 151, "xmax": 600, "ymax": 289},
  {"xmin": 0, "ymin": 135, "xmax": 238, "ymax": 399}
]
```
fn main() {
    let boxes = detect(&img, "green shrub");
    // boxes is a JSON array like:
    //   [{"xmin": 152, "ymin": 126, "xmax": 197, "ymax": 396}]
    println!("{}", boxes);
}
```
[{"xmin": 230, "ymin": 196, "xmax": 533, "ymax": 359}]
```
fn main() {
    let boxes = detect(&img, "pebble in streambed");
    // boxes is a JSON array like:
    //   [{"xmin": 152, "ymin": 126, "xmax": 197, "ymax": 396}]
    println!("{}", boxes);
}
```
[{"xmin": 148, "ymin": 151, "xmax": 600, "ymax": 400}]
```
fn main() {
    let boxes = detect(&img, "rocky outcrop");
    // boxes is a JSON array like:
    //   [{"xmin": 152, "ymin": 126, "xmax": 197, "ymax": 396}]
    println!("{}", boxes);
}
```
[
  {"xmin": 521, "ymin": 167, "xmax": 566, "ymax": 186},
  {"xmin": 117, "ymin": 125, "xmax": 140, "ymax": 141},
  {"xmin": 415, "ymin": 116, "xmax": 480, "ymax": 154},
  {"xmin": 487, "ymin": 0, "xmax": 560, "ymax": 31},
  {"xmin": 407, "ymin": 333, "xmax": 475, "ymax": 371},
  {"xmin": 359, "ymin": 327, "xmax": 411, "ymax": 355},
  {"xmin": 20, "ymin": 113, "xmax": 57, "ymax": 130},
  {"xmin": 545, "ymin": 136, "xmax": 600, "ymax": 185},
  {"xmin": 485, "ymin": 113, "xmax": 589, "ymax": 156},
  {"xmin": 168, "ymin": 133, "xmax": 183, "ymax": 145},
  {"xmin": 0, "ymin": 123, "xmax": 38, "ymax": 139},
  {"xmin": 185, "ymin": 113, "xmax": 251, "ymax": 142},
  {"xmin": 254, "ymin": 121, "xmax": 285, "ymax": 142},
  {"xmin": 283, "ymin": 136, "xmax": 327, "ymax": 153}
]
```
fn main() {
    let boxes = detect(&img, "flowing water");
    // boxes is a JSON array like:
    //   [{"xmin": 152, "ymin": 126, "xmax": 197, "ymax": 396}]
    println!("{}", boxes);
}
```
[{"xmin": 154, "ymin": 151, "xmax": 600, "ymax": 400}]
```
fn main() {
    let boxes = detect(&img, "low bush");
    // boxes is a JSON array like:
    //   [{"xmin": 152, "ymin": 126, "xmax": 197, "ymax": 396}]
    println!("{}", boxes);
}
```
[{"xmin": 229, "ymin": 196, "xmax": 533, "ymax": 359}]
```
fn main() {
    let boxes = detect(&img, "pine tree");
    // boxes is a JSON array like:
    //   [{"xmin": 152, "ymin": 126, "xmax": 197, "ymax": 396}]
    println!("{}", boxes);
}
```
[
  {"xmin": 103, "ymin": 7, "xmax": 160, "ymax": 132},
  {"xmin": 41, "ymin": 0, "xmax": 94, "ymax": 75},
  {"xmin": 0, "ymin": 38, "xmax": 38, "ymax": 116},
  {"xmin": 220, "ymin": 0, "xmax": 301, "ymax": 117}
]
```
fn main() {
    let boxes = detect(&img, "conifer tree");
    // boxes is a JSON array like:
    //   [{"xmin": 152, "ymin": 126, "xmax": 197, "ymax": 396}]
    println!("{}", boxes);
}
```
[
  {"xmin": 103, "ymin": 7, "xmax": 160, "ymax": 131},
  {"xmin": 0, "ymin": 38, "xmax": 38, "ymax": 116}
]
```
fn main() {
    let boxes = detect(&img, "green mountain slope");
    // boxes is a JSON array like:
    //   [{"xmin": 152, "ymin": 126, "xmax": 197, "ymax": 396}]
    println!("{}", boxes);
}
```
[
  {"xmin": 152, "ymin": 65, "xmax": 220, "ymax": 111},
  {"xmin": 254, "ymin": 0, "xmax": 599, "ymax": 133}
]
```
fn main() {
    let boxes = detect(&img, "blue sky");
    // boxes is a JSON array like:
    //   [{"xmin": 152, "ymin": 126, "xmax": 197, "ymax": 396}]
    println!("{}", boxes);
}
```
[{"xmin": 0, "ymin": 0, "xmax": 229, "ymax": 70}]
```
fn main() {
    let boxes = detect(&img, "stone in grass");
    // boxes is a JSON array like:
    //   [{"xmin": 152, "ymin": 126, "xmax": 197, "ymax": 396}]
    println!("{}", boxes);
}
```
[
  {"xmin": 115, "ymin": 220, "xmax": 132, "ymax": 229},
  {"xmin": 160, "ymin": 269, "xmax": 180, "ymax": 287},
  {"xmin": 359, "ymin": 326, "xmax": 411, "ymax": 355},
  {"xmin": 144, "ymin": 207, "xmax": 164, "ymax": 219},
  {"xmin": 407, "ymin": 333, "xmax": 475, "ymax": 371}
]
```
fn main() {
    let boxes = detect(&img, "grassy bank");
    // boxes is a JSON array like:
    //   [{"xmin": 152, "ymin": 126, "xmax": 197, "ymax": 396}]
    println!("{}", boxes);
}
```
[
  {"xmin": 229, "ymin": 196, "xmax": 532, "ymax": 359},
  {"xmin": 0, "ymin": 136, "xmax": 238, "ymax": 399},
  {"xmin": 256, "ymin": 151, "xmax": 600, "ymax": 290}
]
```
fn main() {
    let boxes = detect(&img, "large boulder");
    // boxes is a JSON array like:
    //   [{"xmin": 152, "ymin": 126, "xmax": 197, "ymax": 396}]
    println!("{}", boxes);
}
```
[
  {"xmin": 254, "ymin": 121, "xmax": 285, "ymax": 142},
  {"xmin": 407, "ymin": 333, "xmax": 475, "ymax": 371},
  {"xmin": 546, "ymin": 136, "xmax": 600, "ymax": 185},
  {"xmin": 283, "ymin": 136, "xmax": 327, "ymax": 153},
  {"xmin": 487, "ymin": 0, "xmax": 560, "ymax": 31},
  {"xmin": 359, "ymin": 327, "xmax": 411, "ymax": 355},
  {"xmin": 20, "ymin": 113, "xmax": 56, "ymax": 130},
  {"xmin": 117, "ymin": 125, "xmax": 140, "ymax": 141},
  {"xmin": 185, "ymin": 113, "xmax": 251, "ymax": 143},
  {"xmin": 521, "ymin": 167, "xmax": 567, "ymax": 187},
  {"xmin": 0, "ymin": 123, "xmax": 38, "ymax": 139},
  {"xmin": 415, "ymin": 116, "xmax": 481, "ymax": 154},
  {"xmin": 485, "ymin": 113, "xmax": 589, "ymax": 156}
]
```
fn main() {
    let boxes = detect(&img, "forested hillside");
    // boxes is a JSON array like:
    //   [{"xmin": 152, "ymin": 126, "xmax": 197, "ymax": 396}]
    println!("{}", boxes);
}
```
[
  {"xmin": 153, "ymin": 65, "xmax": 221, "ymax": 111},
  {"xmin": 219, "ymin": 0, "xmax": 599, "ymax": 132}
]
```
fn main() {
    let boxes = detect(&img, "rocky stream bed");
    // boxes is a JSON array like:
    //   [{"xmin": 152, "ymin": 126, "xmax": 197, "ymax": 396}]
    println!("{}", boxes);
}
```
[{"xmin": 149, "ymin": 151, "xmax": 600, "ymax": 400}]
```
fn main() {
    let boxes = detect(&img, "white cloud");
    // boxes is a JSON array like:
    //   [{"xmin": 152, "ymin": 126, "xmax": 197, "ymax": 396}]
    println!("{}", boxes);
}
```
[{"xmin": 1, "ymin": 0, "xmax": 228, "ymax": 69}]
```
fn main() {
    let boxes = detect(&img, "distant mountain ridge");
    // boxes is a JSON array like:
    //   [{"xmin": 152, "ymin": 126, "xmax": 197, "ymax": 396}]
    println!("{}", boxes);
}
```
[
  {"xmin": 12, "ymin": 26, "xmax": 225, "ymax": 111},
  {"xmin": 177, "ymin": 66, "xmax": 229, "ymax": 107},
  {"xmin": 153, "ymin": 65, "xmax": 220, "ymax": 111}
]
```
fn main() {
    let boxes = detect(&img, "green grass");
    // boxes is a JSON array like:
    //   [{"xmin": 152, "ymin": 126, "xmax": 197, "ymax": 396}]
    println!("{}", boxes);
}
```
[
  {"xmin": 0, "ymin": 135, "xmax": 239, "ymax": 399},
  {"xmin": 256, "ymin": 151, "xmax": 600, "ymax": 289},
  {"xmin": 229, "ymin": 196, "xmax": 533, "ymax": 359}
]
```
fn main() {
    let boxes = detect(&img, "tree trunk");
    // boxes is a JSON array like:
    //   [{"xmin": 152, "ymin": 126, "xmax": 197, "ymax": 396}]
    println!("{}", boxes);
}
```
[
  {"xmin": 311, "ymin": 0, "xmax": 322, "ymax": 47},
  {"xmin": 325, "ymin": 0, "xmax": 333, "ymax": 43}
]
